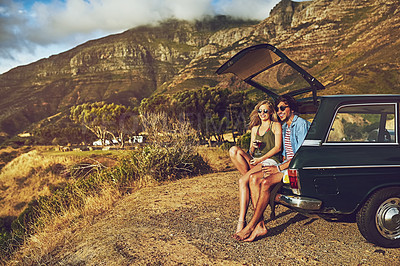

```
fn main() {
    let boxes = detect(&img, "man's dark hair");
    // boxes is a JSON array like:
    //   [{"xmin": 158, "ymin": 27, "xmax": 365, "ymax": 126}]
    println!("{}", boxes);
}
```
[{"xmin": 276, "ymin": 94, "xmax": 299, "ymax": 113}]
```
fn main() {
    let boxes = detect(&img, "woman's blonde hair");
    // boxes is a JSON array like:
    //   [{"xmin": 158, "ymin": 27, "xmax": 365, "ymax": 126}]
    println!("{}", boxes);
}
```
[{"xmin": 248, "ymin": 99, "xmax": 278, "ymax": 129}]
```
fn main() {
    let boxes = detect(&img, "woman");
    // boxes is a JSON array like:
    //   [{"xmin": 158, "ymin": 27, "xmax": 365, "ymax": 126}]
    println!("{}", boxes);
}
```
[{"xmin": 229, "ymin": 100, "xmax": 282, "ymax": 233}]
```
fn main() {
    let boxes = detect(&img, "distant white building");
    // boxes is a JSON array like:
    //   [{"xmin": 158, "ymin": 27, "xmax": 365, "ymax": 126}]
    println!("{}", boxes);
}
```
[
  {"xmin": 92, "ymin": 139, "xmax": 118, "ymax": 146},
  {"xmin": 93, "ymin": 136, "xmax": 143, "ymax": 146},
  {"xmin": 130, "ymin": 136, "xmax": 143, "ymax": 144},
  {"xmin": 18, "ymin": 132, "xmax": 31, "ymax": 137},
  {"xmin": 93, "ymin": 139, "xmax": 110, "ymax": 146}
]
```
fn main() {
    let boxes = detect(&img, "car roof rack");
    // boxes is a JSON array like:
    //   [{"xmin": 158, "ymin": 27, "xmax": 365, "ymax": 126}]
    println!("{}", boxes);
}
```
[{"xmin": 216, "ymin": 44, "xmax": 325, "ymax": 107}]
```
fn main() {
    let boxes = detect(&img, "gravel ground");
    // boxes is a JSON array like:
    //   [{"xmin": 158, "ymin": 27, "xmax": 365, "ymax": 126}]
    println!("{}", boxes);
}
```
[{"xmin": 44, "ymin": 171, "xmax": 400, "ymax": 265}]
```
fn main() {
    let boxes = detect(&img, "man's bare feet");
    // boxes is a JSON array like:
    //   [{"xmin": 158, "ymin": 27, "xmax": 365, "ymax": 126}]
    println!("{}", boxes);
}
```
[
  {"xmin": 236, "ymin": 220, "xmax": 246, "ymax": 233},
  {"xmin": 243, "ymin": 221, "xmax": 268, "ymax": 242}
]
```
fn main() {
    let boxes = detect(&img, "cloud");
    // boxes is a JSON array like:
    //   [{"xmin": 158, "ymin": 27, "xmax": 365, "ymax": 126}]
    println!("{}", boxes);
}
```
[
  {"xmin": 0, "ymin": 0, "xmax": 282, "ymax": 73},
  {"xmin": 26, "ymin": 0, "xmax": 218, "ymax": 44},
  {"xmin": 0, "ymin": 0, "xmax": 31, "ymax": 59},
  {"xmin": 216, "ymin": 0, "xmax": 276, "ymax": 20}
]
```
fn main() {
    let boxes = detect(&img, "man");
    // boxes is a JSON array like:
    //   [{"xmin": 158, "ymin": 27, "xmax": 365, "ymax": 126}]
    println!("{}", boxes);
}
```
[{"xmin": 233, "ymin": 95, "xmax": 310, "ymax": 241}]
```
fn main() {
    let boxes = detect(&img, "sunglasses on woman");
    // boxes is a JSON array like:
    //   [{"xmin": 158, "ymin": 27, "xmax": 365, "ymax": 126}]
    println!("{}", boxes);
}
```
[
  {"xmin": 276, "ymin": 105, "xmax": 289, "ymax": 112},
  {"xmin": 257, "ymin": 109, "xmax": 269, "ymax": 114}
]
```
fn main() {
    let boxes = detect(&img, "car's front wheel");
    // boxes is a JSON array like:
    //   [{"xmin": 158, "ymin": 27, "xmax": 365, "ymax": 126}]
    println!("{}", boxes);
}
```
[{"xmin": 356, "ymin": 187, "xmax": 400, "ymax": 247}]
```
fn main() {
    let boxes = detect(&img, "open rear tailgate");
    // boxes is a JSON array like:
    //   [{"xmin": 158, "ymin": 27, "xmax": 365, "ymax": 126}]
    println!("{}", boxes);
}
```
[{"xmin": 216, "ymin": 44, "xmax": 325, "ymax": 109}]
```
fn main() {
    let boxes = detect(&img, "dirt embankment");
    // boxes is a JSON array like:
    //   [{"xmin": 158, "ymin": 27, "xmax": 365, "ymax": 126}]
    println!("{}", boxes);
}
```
[{"xmin": 18, "ymin": 170, "xmax": 400, "ymax": 265}]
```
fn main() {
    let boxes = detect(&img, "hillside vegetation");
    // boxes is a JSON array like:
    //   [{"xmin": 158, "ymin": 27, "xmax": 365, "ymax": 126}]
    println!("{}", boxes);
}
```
[{"xmin": 0, "ymin": 113, "xmax": 223, "ymax": 262}]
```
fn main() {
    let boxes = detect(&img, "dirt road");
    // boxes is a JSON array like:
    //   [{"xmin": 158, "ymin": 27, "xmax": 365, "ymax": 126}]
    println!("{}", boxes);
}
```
[{"xmin": 44, "ymin": 171, "xmax": 400, "ymax": 265}]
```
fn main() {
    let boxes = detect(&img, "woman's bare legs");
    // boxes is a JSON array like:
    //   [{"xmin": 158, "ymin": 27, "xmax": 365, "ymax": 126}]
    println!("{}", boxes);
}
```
[
  {"xmin": 237, "ymin": 173, "xmax": 249, "ymax": 232},
  {"xmin": 235, "ymin": 164, "xmax": 262, "ymax": 233},
  {"xmin": 242, "ymin": 171, "xmax": 268, "ymax": 241},
  {"xmin": 233, "ymin": 172, "xmax": 284, "ymax": 241},
  {"xmin": 249, "ymin": 171, "xmax": 264, "ymax": 209},
  {"xmin": 230, "ymin": 145, "xmax": 253, "ymax": 232},
  {"xmin": 229, "ymin": 146, "xmax": 252, "ymax": 175}
]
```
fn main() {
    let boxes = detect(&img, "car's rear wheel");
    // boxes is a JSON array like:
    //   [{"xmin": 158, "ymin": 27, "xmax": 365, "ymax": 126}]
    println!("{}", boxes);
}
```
[{"xmin": 356, "ymin": 187, "xmax": 400, "ymax": 247}]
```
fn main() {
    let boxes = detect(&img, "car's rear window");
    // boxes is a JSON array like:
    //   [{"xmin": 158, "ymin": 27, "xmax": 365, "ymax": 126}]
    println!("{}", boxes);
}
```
[{"xmin": 326, "ymin": 103, "xmax": 397, "ymax": 143}]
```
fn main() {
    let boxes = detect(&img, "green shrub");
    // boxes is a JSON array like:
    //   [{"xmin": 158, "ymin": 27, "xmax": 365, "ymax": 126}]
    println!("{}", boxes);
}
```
[
  {"xmin": 0, "ymin": 216, "xmax": 15, "ymax": 261},
  {"xmin": 236, "ymin": 132, "xmax": 251, "ymax": 150},
  {"xmin": 0, "ymin": 231, "xmax": 12, "ymax": 262},
  {"xmin": 120, "ymin": 145, "xmax": 211, "ymax": 182},
  {"xmin": 219, "ymin": 141, "xmax": 234, "ymax": 151}
]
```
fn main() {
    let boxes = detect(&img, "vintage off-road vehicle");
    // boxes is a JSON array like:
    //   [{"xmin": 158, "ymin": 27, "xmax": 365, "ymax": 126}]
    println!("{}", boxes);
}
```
[{"xmin": 217, "ymin": 44, "xmax": 400, "ymax": 247}]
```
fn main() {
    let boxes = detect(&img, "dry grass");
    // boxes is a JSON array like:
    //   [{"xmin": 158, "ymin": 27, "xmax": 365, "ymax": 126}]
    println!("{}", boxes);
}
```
[
  {"xmin": 9, "ymin": 172, "xmax": 172, "ymax": 265},
  {"xmin": 197, "ymin": 146, "xmax": 233, "ymax": 172},
  {"xmin": 1, "ymin": 150, "xmax": 72, "ymax": 181},
  {"xmin": 9, "ymin": 184, "xmax": 123, "ymax": 265},
  {"xmin": 140, "ymin": 111, "xmax": 198, "ymax": 151},
  {"xmin": 3, "ymin": 146, "xmax": 229, "ymax": 264},
  {"xmin": 0, "ymin": 150, "xmax": 81, "ymax": 218},
  {"xmin": 1, "ymin": 114, "xmax": 230, "ymax": 264}
]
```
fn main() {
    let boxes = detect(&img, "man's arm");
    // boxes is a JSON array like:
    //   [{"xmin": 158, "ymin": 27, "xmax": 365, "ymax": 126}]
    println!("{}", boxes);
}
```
[
  {"xmin": 278, "ymin": 159, "xmax": 291, "ymax": 172},
  {"xmin": 294, "ymin": 118, "xmax": 311, "ymax": 151},
  {"xmin": 263, "ymin": 159, "xmax": 290, "ymax": 177}
]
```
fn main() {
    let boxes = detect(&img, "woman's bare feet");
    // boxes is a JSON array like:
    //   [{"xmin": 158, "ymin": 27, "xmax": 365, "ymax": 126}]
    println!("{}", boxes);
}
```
[
  {"xmin": 236, "ymin": 220, "xmax": 246, "ymax": 233},
  {"xmin": 243, "ymin": 221, "xmax": 268, "ymax": 242},
  {"xmin": 232, "ymin": 225, "xmax": 254, "ymax": 241}
]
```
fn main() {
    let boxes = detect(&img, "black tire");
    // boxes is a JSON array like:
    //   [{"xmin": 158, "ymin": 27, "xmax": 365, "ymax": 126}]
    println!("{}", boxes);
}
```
[{"xmin": 356, "ymin": 187, "xmax": 400, "ymax": 248}]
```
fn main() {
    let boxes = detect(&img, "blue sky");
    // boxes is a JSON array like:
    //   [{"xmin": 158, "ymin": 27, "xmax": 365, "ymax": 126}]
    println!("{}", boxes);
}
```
[{"xmin": 0, "ymin": 0, "xmax": 298, "ymax": 74}]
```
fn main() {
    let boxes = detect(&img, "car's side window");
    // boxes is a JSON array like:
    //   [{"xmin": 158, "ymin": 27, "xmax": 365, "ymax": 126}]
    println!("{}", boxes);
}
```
[{"xmin": 327, "ymin": 104, "xmax": 396, "ymax": 143}]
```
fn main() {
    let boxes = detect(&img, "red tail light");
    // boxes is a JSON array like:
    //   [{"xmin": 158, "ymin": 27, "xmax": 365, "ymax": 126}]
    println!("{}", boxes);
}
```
[{"xmin": 288, "ymin": 169, "xmax": 299, "ymax": 189}]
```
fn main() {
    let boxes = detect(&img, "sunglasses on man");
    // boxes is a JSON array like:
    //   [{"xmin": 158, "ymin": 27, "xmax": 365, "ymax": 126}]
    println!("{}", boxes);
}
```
[{"xmin": 276, "ymin": 105, "xmax": 289, "ymax": 112}]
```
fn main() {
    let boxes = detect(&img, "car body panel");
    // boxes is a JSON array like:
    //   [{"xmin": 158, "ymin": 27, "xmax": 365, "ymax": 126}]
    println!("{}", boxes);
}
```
[{"xmin": 290, "ymin": 95, "xmax": 400, "ymax": 215}]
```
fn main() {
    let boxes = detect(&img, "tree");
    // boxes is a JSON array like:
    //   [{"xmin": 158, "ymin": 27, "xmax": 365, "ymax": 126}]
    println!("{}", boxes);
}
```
[
  {"xmin": 70, "ymin": 102, "xmax": 139, "ymax": 147},
  {"xmin": 138, "ymin": 86, "xmax": 258, "ymax": 145},
  {"xmin": 172, "ymin": 86, "xmax": 230, "ymax": 143},
  {"xmin": 31, "ymin": 122, "xmax": 97, "ymax": 145},
  {"xmin": 227, "ymin": 90, "xmax": 255, "ymax": 141},
  {"xmin": 138, "ymin": 95, "xmax": 173, "ymax": 116},
  {"xmin": 107, "ymin": 104, "xmax": 140, "ymax": 148}
]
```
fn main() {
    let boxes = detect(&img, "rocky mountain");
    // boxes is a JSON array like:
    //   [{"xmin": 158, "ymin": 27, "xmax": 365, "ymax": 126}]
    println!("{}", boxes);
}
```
[
  {"xmin": 0, "ymin": 17, "xmax": 258, "ymax": 137},
  {"xmin": 0, "ymin": 0, "xmax": 399, "ymax": 138}
]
